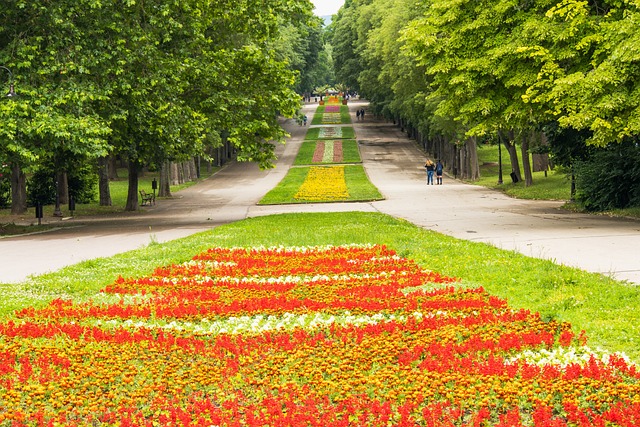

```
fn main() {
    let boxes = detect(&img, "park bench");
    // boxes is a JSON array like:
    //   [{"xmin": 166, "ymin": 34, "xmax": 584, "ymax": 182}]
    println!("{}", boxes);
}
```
[{"xmin": 139, "ymin": 189, "xmax": 155, "ymax": 206}]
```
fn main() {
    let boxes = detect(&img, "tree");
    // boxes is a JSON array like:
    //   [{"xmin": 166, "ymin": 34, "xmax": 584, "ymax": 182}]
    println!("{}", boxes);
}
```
[
  {"xmin": 530, "ymin": 1, "xmax": 640, "ymax": 147},
  {"xmin": 273, "ymin": 16, "xmax": 326, "ymax": 94},
  {"xmin": 1, "ymin": 0, "xmax": 314, "ymax": 212},
  {"xmin": 331, "ymin": 0, "xmax": 369, "ymax": 94}
]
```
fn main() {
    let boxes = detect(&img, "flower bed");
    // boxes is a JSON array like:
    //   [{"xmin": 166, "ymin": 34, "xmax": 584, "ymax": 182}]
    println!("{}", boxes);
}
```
[
  {"xmin": 2, "ymin": 244, "xmax": 640, "ymax": 426},
  {"xmin": 311, "ymin": 105, "xmax": 351, "ymax": 125},
  {"xmin": 319, "ymin": 127, "xmax": 342, "ymax": 139},
  {"xmin": 294, "ymin": 166, "xmax": 349, "ymax": 201},
  {"xmin": 321, "ymin": 112, "xmax": 342, "ymax": 124},
  {"xmin": 312, "ymin": 140, "xmax": 344, "ymax": 163},
  {"xmin": 304, "ymin": 126, "xmax": 356, "ymax": 141}
]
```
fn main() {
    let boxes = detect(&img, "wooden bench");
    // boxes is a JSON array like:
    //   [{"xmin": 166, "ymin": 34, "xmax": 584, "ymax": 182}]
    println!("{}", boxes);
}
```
[{"xmin": 139, "ymin": 189, "xmax": 155, "ymax": 206}]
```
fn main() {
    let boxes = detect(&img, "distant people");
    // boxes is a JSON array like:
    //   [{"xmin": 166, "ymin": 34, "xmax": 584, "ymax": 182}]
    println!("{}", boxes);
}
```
[
  {"xmin": 435, "ymin": 160, "xmax": 443, "ymax": 185},
  {"xmin": 303, "ymin": 115, "xmax": 308, "ymax": 126},
  {"xmin": 360, "ymin": 109, "xmax": 365, "ymax": 120},
  {"xmin": 425, "ymin": 159, "xmax": 435, "ymax": 185},
  {"xmin": 356, "ymin": 110, "xmax": 361, "ymax": 120}
]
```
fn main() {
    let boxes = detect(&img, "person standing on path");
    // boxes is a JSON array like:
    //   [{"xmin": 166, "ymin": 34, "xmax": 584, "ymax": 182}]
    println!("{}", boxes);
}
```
[
  {"xmin": 435, "ymin": 160, "xmax": 443, "ymax": 185},
  {"xmin": 356, "ymin": 110, "xmax": 361, "ymax": 121},
  {"xmin": 360, "ymin": 109, "xmax": 365, "ymax": 120},
  {"xmin": 425, "ymin": 159, "xmax": 435, "ymax": 185}
]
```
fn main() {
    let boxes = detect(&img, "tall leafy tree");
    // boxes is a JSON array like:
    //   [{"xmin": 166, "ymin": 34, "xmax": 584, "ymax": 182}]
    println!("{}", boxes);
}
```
[
  {"xmin": 530, "ymin": 1, "xmax": 640, "ymax": 147},
  {"xmin": 0, "ymin": 0, "xmax": 113, "ymax": 213},
  {"xmin": 331, "ymin": 0, "xmax": 370, "ymax": 94},
  {"xmin": 1, "ymin": 0, "xmax": 314, "ymax": 212}
]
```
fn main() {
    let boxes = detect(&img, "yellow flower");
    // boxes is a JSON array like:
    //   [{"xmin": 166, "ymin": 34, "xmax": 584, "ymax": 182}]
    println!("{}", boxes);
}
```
[{"xmin": 295, "ymin": 166, "xmax": 349, "ymax": 201}]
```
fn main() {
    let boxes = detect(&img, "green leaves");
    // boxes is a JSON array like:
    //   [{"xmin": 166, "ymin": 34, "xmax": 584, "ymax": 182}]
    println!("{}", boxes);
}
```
[
  {"xmin": 334, "ymin": 0, "xmax": 640, "ymax": 150},
  {"xmin": 1, "ymin": 0, "xmax": 315, "ymax": 182}
]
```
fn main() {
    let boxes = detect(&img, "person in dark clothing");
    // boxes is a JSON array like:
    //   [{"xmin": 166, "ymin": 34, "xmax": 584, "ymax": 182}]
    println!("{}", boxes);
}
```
[{"xmin": 435, "ymin": 160, "xmax": 444, "ymax": 185}]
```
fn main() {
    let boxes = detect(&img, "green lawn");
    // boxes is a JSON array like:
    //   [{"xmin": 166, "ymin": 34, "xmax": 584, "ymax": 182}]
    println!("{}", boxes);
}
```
[
  {"xmin": 1, "ymin": 211, "xmax": 637, "ymax": 363},
  {"xmin": 0, "ymin": 168, "xmax": 216, "ymax": 221},
  {"xmin": 474, "ymin": 144, "xmax": 572, "ymax": 201}
]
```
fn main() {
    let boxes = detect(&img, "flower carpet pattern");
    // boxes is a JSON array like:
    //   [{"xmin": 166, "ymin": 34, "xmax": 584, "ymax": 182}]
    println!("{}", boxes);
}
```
[
  {"xmin": 318, "ymin": 127, "xmax": 343, "ymax": 139},
  {"xmin": 1, "ymin": 244, "xmax": 640, "ymax": 426},
  {"xmin": 312, "ymin": 141, "xmax": 344, "ymax": 164},
  {"xmin": 321, "ymin": 113, "xmax": 342, "ymax": 125},
  {"xmin": 294, "ymin": 166, "xmax": 349, "ymax": 201},
  {"xmin": 316, "ymin": 103, "xmax": 349, "ymax": 125}
]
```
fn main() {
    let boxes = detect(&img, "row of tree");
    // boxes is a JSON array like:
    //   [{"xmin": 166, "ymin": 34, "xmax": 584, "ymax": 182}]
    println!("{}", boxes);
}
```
[
  {"xmin": 1, "ymin": 0, "xmax": 325, "ymax": 213},
  {"xmin": 330, "ymin": 0, "xmax": 640, "ymax": 207}
]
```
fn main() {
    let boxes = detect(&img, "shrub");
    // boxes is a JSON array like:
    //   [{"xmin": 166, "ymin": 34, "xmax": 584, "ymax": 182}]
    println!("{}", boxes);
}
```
[
  {"xmin": 575, "ymin": 142, "xmax": 640, "ymax": 211},
  {"xmin": 28, "ymin": 162, "xmax": 98, "ymax": 206}
]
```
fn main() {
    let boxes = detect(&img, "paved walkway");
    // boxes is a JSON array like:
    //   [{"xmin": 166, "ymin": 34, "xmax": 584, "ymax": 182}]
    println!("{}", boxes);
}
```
[{"xmin": 1, "ymin": 100, "xmax": 639, "ymax": 284}]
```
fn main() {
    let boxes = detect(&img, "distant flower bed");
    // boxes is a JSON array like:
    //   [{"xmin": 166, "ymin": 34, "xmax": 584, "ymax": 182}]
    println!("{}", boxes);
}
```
[
  {"xmin": 321, "ymin": 112, "xmax": 342, "ymax": 124},
  {"xmin": 0, "ymin": 244, "xmax": 638, "ymax": 426},
  {"xmin": 312, "ymin": 105, "xmax": 351, "ymax": 125},
  {"xmin": 318, "ymin": 127, "xmax": 343, "ymax": 139}
]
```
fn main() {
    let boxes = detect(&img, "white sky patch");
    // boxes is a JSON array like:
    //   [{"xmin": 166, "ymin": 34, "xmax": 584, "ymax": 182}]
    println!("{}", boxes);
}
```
[{"xmin": 311, "ymin": 0, "xmax": 344, "ymax": 16}]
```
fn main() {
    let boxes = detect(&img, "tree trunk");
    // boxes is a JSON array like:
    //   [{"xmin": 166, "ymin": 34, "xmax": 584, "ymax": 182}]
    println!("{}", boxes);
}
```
[
  {"xmin": 466, "ymin": 137, "xmax": 480, "ymax": 180},
  {"xmin": 10, "ymin": 163, "xmax": 27, "ymax": 215},
  {"xmin": 171, "ymin": 162, "xmax": 181, "ymax": 185},
  {"xmin": 458, "ymin": 143, "xmax": 467, "ymax": 179},
  {"xmin": 521, "ymin": 131, "xmax": 533, "ymax": 187},
  {"xmin": 504, "ymin": 130, "xmax": 521, "ymax": 182},
  {"xmin": 125, "ymin": 159, "xmax": 141, "ymax": 211},
  {"xmin": 158, "ymin": 161, "xmax": 172, "ymax": 197},
  {"xmin": 108, "ymin": 155, "xmax": 119, "ymax": 180},
  {"xmin": 189, "ymin": 158, "xmax": 198, "ymax": 181},
  {"xmin": 57, "ymin": 171, "xmax": 69, "ymax": 205},
  {"xmin": 182, "ymin": 161, "xmax": 192, "ymax": 182},
  {"xmin": 98, "ymin": 157, "xmax": 112, "ymax": 206}
]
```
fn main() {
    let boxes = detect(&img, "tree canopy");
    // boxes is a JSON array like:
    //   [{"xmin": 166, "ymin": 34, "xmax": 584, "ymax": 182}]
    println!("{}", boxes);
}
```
[
  {"xmin": 1, "ymin": 0, "xmax": 315, "ymax": 211},
  {"xmin": 331, "ymin": 0, "xmax": 640, "ymax": 199}
]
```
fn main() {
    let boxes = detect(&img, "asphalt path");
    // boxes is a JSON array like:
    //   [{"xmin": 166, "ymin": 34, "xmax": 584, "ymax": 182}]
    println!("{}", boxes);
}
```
[{"xmin": 1, "ymin": 100, "xmax": 639, "ymax": 284}]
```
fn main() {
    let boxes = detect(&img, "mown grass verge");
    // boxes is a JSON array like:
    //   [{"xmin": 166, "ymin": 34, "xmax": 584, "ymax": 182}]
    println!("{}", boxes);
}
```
[
  {"xmin": 0, "ymin": 168, "xmax": 216, "ymax": 230},
  {"xmin": 1, "ymin": 211, "xmax": 637, "ymax": 362},
  {"xmin": 474, "ymin": 144, "xmax": 572, "ymax": 201}
]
